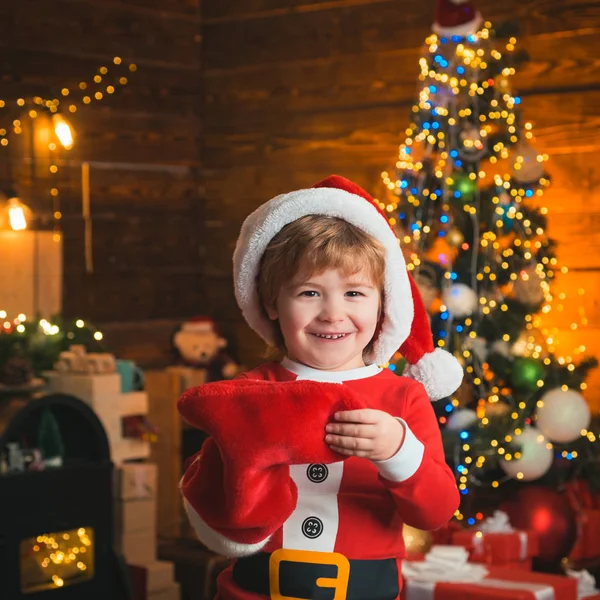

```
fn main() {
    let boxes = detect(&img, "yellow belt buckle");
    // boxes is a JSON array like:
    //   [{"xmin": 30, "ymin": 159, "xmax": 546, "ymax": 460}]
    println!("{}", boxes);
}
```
[{"xmin": 269, "ymin": 548, "xmax": 350, "ymax": 600}]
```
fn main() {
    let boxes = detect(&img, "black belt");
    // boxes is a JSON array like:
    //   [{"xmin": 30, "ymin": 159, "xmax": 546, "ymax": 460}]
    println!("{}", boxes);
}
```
[{"xmin": 232, "ymin": 550, "xmax": 399, "ymax": 599}]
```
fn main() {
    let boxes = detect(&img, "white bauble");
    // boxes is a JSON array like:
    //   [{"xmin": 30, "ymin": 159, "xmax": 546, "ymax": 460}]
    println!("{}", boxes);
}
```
[
  {"xmin": 513, "ymin": 267, "xmax": 545, "ymax": 307},
  {"xmin": 446, "ymin": 408, "xmax": 478, "ymax": 431},
  {"xmin": 499, "ymin": 426, "xmax": 553, "ymax": 481},
  {"xmin": 490, "ymin": 340, "xmax": 511, "ymax": 358},
  {"xmin": 511, "ymin": 142, "xmax": 545, "ymax": 185},
  {"xmin": 465, "ymin": 336, "xmax": 488, "ymax": 362},
  {"xmin": 536, "ymin": 388, "xmax": 591, "ymax": 443},
  {"xmin": 443, "ymin": 283, "xmax": 478, "ymax": 318}
]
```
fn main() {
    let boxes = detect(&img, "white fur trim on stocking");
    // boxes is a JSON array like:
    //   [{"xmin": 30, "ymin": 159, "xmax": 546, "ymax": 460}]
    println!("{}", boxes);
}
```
[
  {"xmin": 233, "ymin": 187, "xmax": 412, "ymax": 365},
  {"xmin": 403, "ymin": 347, "xmax": 464, "ymax": 400},
  {"xmin": 182, "ymin": 497, "xmax": 271, "ymax": 557}
]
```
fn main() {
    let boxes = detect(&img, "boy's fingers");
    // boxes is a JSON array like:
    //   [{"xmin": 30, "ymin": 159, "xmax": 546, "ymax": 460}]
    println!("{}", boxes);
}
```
[
  {"xmin": 325, "ymin": 434, "xmax": 373, "ymax": 450},
  {"xmin": 326, "ymin": 423, "xmax": 375, "ymax": 438},
  {"xmin": 334, "ymin": 409, "xmax": 380, "ymax": 424},
  {"xmin": 329, "ymin": 445, "xmax": 370, "ymax": 458}
]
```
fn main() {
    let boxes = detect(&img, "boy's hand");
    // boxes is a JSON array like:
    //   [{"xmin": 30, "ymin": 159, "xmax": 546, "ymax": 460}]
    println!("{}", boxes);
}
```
[{"xmin": 325, "ymin": 409, "xmax": 405, "ymax": 461}]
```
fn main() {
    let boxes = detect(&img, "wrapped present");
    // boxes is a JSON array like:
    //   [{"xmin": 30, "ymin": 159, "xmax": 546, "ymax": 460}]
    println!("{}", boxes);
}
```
[
  {"xmin": 402, "ymin": 546, "xmax": 577, "ymax": 600},
  {"xmin": 567, "ymin": 569, "xmax": 600, "ymax": 600},
  {"xmin": 452, "ymin": 511, "xmax": 538, "ymax": 568},
  {"xmin": 569, "ymin": 508, "xmax": 600, "ymax": 562}
]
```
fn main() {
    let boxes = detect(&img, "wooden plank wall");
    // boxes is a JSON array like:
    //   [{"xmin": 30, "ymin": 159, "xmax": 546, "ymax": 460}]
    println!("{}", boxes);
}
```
[
  {"xmin": 200, "ymin": 0, "xmax": 600, "ymax": 410},
  {"xmin": 0, "ymin": 0, "xmax": 203, "ymax": 330}
]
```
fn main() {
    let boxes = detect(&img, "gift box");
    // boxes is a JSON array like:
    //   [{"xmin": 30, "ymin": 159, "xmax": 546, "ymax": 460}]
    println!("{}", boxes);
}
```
[
  {"xmin": 402, "ymin": 566, "xmax": 578, "ymax": 600},
  {"xmin": 565, "ymin": 481, "xmax": 600, "ymax": 562},
  {"xmin": 452, "ymin": 529, "xmax": 538, "ymax": 568},
  {"xmin": 570, "ymin": 508, "xmax": 600, "ymax": 561}
]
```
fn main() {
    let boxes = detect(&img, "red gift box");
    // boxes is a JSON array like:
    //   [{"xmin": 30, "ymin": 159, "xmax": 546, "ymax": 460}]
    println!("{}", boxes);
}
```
[
  {"xmin": 569, "ymin": 508, "xmax": 600, "ymax": 561},
  {"xmin": 451, "ymin": 530, "xmax": 538, "ymax": 568},
  {"xmin": 401, "ymin": 566, "xmax": 577, "ymax": 600}
]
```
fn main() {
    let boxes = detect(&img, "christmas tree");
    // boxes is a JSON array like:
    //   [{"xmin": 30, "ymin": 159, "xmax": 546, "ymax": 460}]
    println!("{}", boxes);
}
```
[{"xmin": 382, "ymin": 0, "xmax": 598, "ymax": 523}]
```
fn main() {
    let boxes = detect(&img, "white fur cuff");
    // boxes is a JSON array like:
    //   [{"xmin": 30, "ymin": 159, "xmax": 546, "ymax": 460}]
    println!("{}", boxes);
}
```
[{"xmin": 374, "ymin": 419, "xmax": 424, "ymax": 482}]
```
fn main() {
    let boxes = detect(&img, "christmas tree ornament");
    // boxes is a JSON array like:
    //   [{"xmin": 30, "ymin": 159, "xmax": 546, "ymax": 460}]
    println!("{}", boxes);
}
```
[
  {"xmin": 510, "ymin": 357, "xmax": 545, "ymax": 391},
  {"xmin": 512, "ymin": 267, "xmax": 545, "ymax": 307},
  {"xmin": 511, "ymin": 142, "xmax": 545, "ymax": 185},
  {"xmin": 500, "ymin": 485, "xmax": 576, "ymax": 571},
  {"xmin": 459, "ymin": 126, "xmax": 487, "ymax": 161},
  {"xmin": 424, "ymin": 236, "xmax": 457, "ymax": 267},
  {"xmin": 446, "ymin": 408, "xmax": 478, "ymax": 430},
  {"xmin": 490, "ymin": 340, "xmax": 511, "ymax": 358},
  {"xmin": 443, "ymin": 283, "xmax": 478, "ymax": 318},
  {"xmin": 499, "ymin": 426, "xmax": 553, "ymax": 481},
  {"xmin": 433, "ymin": 0, "xmax": 482, "ymax": 37},
  {"xmin": 450, "ymin": 172, "xmax": 478, "ymax": 204},
  {"xmin": 465, "ymin": 336, "xmax": 488, "ymax": 361},
  {"xmin": 536, "ymin": 388, "xmax": 591, "ymax": 444},
  {"xmin": 483, "ymin": 400, "xmax": 510, "ymax": 418},
  {"xmin": 403, "ymin": 524, "xmax": 433, "ymax": 555},
  {"xmin": 414, "ymin": 268, "xmax": 439, "ymax": 313},
  {"xmin": 446, "ymin": 227, "xmax": 465, "ymax": 248}
]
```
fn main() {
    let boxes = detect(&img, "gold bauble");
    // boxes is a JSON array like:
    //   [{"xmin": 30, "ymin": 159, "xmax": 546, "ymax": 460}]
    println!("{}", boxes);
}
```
[
  {"xmin": 447, "ymin": 227, "xmax": 465, "ymax": 248},
  {"xmin": 402, "ymin": 524, "xmax": 433, "ymax": 555}
]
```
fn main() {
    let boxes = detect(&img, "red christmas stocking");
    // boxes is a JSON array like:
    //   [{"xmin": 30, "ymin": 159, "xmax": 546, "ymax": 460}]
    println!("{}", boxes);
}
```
[{"xmin": 179, "ymin": 379, "xmax": 367, "ymax": 545}]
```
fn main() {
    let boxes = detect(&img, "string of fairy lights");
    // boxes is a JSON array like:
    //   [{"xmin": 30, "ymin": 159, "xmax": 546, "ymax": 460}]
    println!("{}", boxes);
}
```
[
  {"xmin": 1, "ymin": 310, "xmax": 104, "ymax": 342},
  {"xmin": 381, "ymin": 22, "xmax": 595, "ymax": 524},
  {"xmin": 0, "ymin": 57, "xmax": 137, "ymax": 236}
]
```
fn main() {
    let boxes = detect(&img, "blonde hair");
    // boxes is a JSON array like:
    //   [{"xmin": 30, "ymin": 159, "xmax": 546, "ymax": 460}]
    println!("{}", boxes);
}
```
[{"xmin": 257, "ymin": 214, "xmax": 386, "ymax": 353}]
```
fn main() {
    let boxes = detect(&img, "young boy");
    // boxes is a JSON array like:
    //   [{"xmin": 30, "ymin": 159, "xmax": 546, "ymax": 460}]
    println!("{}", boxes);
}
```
[{"xmin": 179, "ymin": 175, "xmax": 463, "ymax": 600}]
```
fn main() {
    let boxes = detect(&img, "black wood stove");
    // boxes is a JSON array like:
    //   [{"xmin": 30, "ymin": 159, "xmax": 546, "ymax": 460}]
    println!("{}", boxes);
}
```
[{"xmin": 0, "ymin": 392, "xmax": 131, "ymax": 599}]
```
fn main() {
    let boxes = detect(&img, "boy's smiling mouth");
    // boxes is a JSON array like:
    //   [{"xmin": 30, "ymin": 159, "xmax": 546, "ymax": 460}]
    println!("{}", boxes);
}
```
[{"xmin": 309, "ymin": 332, "xmax": 351, "ymax": 340}]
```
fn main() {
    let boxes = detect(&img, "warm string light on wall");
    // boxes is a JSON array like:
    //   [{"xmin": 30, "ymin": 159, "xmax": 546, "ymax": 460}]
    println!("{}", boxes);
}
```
[{"xmin": 0, "ymin": 57, "xmax": 137, "ymax": 234}]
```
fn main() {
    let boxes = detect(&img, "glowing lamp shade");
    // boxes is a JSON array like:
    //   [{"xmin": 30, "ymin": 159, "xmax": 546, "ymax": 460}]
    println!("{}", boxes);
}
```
[
  {"xmin": 6, "ymin": 197, "xmax": 32, "ymax": 231},
  {"xmin": 52, "ymin": 113, "xmax": 75, "ymax": 150}
]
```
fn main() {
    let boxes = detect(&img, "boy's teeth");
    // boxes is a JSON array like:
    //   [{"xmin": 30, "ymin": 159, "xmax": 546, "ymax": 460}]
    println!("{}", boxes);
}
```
[{"xmin": 314, "ymin": 333, "xmax": 346, "ymax": 339}]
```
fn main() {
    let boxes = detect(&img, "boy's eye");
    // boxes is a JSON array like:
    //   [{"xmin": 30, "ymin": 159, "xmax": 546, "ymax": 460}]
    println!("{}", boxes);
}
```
[
  {"xmin": 346, "ymin": 291, "xmax": 364, "ymax": 297},
  {"xmin": 299, "ymin": 290, "xmax": 319, "ymax": 297}
]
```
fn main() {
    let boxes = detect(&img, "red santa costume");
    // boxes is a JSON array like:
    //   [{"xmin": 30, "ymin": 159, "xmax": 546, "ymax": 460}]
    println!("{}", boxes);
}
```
[{"xmin": 179, "ymin": 176, "xmax": 463, "ymax": 600}]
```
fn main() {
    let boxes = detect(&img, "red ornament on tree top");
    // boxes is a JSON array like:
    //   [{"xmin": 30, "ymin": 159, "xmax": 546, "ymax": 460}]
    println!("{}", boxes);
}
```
[{"xmin": 433, "ymin": 0, "xmax": 483, "ymax": 37}]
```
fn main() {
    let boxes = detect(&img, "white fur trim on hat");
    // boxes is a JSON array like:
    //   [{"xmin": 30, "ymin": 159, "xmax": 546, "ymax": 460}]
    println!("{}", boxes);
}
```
[
  {"xmin": 403, "ymin": 347, "xmax": 464, "ymax": 400},
  {"xmin": 233, "ymin": 187, "xmax": 412, "ymax": 365},
  {"xmin": 433, "ymin": 12, "xmax": 483, "ymax": 37}
]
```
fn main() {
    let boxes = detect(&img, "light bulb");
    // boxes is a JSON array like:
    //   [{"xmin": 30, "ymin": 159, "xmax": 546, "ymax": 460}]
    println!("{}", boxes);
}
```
[
  {"xmin": 7, "ymin": 197, "xmax": 29, "ymax": 231},
  {"xmin": 52, "ymin": 113, "xmax": 75, "ymax": 150}
]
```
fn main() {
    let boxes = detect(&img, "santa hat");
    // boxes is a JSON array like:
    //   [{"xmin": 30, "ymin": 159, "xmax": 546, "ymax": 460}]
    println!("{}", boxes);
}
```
[
  {"xmin": 181, "ymin": 316, "xmax": 218, "ymax": 334},
  {"xmin": 233, "ymin": 175, "xmax": 463, "ymax": 400},
  {"xmin": 433, "ymin": 0, "xmax": 483, "ymax": 38}
]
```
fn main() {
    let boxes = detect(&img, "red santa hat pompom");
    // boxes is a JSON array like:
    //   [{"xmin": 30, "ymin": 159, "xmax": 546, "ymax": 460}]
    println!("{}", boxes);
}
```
[
  {"xmin": 233, "ymin": 174, "xmax": 463, "ymax": 400},
  {"xmin": 433, "ymin": 0, "xmax": 482, "ymax": 38}
]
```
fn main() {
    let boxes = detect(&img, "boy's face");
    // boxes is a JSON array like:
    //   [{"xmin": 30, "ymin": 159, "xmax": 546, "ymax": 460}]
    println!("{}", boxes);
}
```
[{"xmin": 265, "ymin": 268, "xmax": 381, "ymax": 371}]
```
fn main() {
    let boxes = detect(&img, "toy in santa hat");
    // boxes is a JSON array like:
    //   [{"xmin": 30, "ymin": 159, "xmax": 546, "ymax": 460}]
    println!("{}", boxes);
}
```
[
  {"xmin": 433, "ymin": 0, "xmax": 482, "ymax": 38},
  {"xmin": 234, "ymin": 174, "xmax": 463, "ymax": 400}
]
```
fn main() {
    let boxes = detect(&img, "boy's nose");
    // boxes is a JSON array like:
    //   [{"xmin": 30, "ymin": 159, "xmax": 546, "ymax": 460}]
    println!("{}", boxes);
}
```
[{"xmin": 319, "ymin": 301, "xmax": 345, "ymax": 322}]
